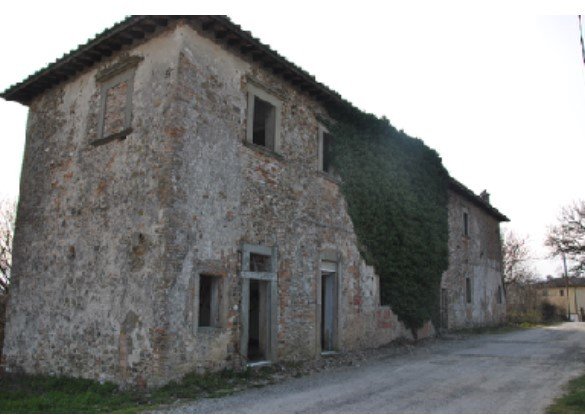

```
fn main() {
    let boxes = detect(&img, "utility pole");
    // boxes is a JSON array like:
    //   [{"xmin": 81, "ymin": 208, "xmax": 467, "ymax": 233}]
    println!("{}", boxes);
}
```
[{"xmin": 562, "ymin": 253, "xmax": 570, "ymax": 320}]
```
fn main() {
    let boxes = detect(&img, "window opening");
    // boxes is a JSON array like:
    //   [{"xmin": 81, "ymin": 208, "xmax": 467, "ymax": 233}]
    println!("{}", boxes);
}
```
[
  {"xmin": 252, "ymin": 96, "xmax": 276, "ymax": 149},
  {"xmin": 463, "ymin": 212, "xmax": 469, "ymax": 237},
  {"xmin": 497, "ymin": 285, "xmax": 503, "ymax": 304},
  {"xmin": 466, "ymin": 277, "xmax": 472, "ymax": 303},
  {"xmin": 249, "ymin": 252, "xmax": 272, "ymax": 272},
  {"xmin": 322, "ymin": 132, "xmax": 334, "ymax": 174},
  {"xmin": 198, "ymin": 274, "xmax": 219, "ymax": 328}
]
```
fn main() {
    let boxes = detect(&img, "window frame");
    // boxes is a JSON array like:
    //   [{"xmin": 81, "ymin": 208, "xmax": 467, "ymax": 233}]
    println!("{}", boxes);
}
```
[
  {"xmin": 246, "ymin": 83, "xmax": 282, "ymax": 154},
  {"xmin": 96, "ymin": 67, "xmax": 136, "ymax": 142}
]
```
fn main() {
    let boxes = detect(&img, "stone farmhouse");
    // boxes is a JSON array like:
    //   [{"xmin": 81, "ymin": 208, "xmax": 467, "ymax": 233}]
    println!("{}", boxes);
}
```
[{"xmin": 1, "ymin": 16, "xmax": 508, "ymax": 387}]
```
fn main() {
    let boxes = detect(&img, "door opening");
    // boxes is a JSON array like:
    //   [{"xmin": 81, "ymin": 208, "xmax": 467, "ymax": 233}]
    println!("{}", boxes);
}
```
[
  {"xmin": 248, "ymin": 279, "xmax": 270, "ymax": 361},
  {"xmin": 321, "ymin": 271, "xmax": 335, "ymax": 352}
]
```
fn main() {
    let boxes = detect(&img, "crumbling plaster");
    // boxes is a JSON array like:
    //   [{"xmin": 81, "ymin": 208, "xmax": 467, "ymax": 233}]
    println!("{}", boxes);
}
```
[{"xmin": 3, "ymin": 22, "xmax": 417, "ymax": 388}]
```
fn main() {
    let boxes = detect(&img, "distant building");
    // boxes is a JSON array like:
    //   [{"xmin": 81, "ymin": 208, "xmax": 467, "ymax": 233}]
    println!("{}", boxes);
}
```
[{"xmin": 534, "ymin": 277, "xmax": 585, "ymax": 321}]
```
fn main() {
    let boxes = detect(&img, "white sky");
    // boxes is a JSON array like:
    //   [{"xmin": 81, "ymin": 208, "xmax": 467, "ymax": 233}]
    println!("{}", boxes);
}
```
[{"xmin": 1, "ymin": 1, "xmax": 584, "ymax": 278}]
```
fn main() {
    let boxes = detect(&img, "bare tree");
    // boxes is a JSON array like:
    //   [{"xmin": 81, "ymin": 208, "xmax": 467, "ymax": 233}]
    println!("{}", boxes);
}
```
[
  {"xmin": 0, "ymin": 198, "xmax": 16, "ymax": 293},
  {"xmin": 545, "ymin": 200, "xmax": 585, "ymax": 276},
  {"xmin": 503, "ymin": 230, "xmax": 536, "ymax": 285}
]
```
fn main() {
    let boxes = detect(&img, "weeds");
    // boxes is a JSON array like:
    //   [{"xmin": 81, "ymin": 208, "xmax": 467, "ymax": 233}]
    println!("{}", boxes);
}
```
[
  {"xmin": 547, "ymin": 373, "xmax": 585, "ymax": 413},
  {"xmin": 0, "ymin": 366, "xmax": 280, "ymax": 413}
]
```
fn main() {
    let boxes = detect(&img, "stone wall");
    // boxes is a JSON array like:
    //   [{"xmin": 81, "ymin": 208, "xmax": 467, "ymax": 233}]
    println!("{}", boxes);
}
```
[
  {"xmin": 3, "ymin": 26, "xmax": 183, "ymax": 386},
  {"xmin": 440, "ymin": 190, "xmax": 506, "ymax": 329},
  {"xmin": 3, "ymin": 21, "xmax": 420, "ymax": 388}
]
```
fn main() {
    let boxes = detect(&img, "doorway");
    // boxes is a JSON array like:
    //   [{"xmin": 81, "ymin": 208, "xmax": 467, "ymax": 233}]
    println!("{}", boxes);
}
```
[
  {"xmin": 247, "ymin": 279, "xmax": 271, "ymax": 361},
  {"xmin": 320, "ymin": 259, "xmax": 337, "ymax": 352}
]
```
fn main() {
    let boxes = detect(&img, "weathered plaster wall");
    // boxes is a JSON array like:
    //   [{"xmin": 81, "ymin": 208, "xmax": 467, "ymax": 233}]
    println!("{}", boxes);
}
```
[
  {"xmin": 3, "ymin": 27, "xmax": 184, "ymax": 387},
  {"xmin": 4, "ymin": 21, "xmax": 430, "ymax": 388},
  {"xmin": 160, "ymin": 24, "xmax": 417, "ymax": 377},
  {"xmin": 441, "ymin": 190, "xmax": 506, "ymax": 329}
]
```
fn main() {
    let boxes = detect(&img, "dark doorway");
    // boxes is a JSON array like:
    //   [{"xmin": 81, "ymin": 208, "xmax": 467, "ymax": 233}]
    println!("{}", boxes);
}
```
[
  {"xmin": 321, "ymin": 271, "xmax": 335, "ymax": 351},
  {"xmin": 248, "ymin": 279, "xmax": 270, "ymax": 361}
]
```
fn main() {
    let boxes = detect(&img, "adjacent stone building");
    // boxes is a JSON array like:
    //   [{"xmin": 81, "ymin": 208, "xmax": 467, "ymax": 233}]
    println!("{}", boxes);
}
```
[
  {"xmin": 439, "ymin": 180, "xmax": 508, "ymax": 329},
  {"xmin": 1, "ymin": 16, "xmax": 508, "ymax": 387}
]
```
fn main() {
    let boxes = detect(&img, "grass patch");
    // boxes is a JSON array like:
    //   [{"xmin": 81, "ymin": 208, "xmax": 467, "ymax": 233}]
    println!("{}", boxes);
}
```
[
  {"xmin": 547, "ymin": 373, "xmax": 585, "ymax": 413},
  {"xmin": 0, "ymin": 366, "xmax": 280, "ymax": 413}
]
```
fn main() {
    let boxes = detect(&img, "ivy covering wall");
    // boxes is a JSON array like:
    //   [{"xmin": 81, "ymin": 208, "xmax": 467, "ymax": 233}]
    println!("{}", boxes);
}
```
[{"xmin": 327, "ymin": 110, "xmax": 449, "ymax": 332}]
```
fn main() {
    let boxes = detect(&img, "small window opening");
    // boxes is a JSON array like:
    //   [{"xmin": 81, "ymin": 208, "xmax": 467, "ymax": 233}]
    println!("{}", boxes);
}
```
[
  {"xmin": 560, "ymin": 289, "xmax": 564, "ymax": 297},
  {"xmin": 199, "ymin": 274, "xmax": 219, "ymax": 327},
  {"xmin": 463, "ymin": 212, "xmax": 469, "ymax": 237},
  {"xmin": 252, "ymin": 96, "xmax": 276, "ymax": 149},
  {"xmin": 249, "ymin": 252, "xmax": 272, "ymax": 272},
  {"xmin": 497, "ymin": 285, "xmax": 503, "ymax": 304},
  {"xmin": 466, "ymin": 277, "xmax": 472, "ymax": 303},
  {"xmin": 322, "ymin": 132, "xmax": 334, "ymax": 174}
]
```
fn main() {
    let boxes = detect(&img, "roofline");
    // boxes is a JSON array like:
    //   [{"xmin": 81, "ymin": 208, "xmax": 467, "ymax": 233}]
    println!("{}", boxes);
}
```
[
  {"xmin": 1, "ymin": 15, "xmax": 357, "ymax": 113},
  {"xmin": 448, "ymin": 177, "xmax": 509, "ymax": 222},
  {"xmin": 1, "ymin": 15, "xmax": 510, "ymax": 225}
]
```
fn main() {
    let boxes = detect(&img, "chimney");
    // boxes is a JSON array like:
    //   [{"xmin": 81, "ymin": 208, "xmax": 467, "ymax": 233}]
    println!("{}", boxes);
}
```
[{"xmin": 480, "ymin": 190, "xmax": 490, "ymax": 204}]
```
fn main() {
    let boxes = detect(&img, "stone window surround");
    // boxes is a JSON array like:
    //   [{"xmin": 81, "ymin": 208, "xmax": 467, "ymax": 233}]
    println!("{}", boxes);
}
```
[
  {"xmin": 95, "ymin": 56, "xmax": 142, "ymax": 144},
  {"xmin": 240, "ymin": 243, "xmax": 278, "ymax": 363},
  {"xmin": 245, "ymin": 81, "xmax": 282, "ymax": 155}
]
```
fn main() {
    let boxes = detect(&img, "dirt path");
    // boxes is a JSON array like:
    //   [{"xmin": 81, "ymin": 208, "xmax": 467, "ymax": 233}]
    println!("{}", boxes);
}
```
[{"xmin": 162, "ymin": 322, "xmax": 585, "ymax": 413}]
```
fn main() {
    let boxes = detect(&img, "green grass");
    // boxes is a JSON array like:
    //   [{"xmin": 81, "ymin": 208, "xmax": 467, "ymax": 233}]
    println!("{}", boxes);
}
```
[
  {"xmin": 0, "ymin": 366, "xmax": 280, "ymax": 413},
  {"xmin": 547, "ymin": 373, "xmax": 585, "ymax": 413}
]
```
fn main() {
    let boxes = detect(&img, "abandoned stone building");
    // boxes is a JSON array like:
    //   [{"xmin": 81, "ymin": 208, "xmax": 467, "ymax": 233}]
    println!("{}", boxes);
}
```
[{"xmin": 1, "ymin": 16, "xmax": 508, "ymax": 387}]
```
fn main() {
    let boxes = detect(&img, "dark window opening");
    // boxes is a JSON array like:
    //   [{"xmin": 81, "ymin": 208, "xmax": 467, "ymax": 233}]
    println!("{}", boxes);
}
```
[
  {"xmin": 252, "ymin": 96, "xmax": 276, "ymax": 149},
  {"xmin": 497, "ymin": 285, "xmax": 503, "ymax": 304},
  {"xmin": 466, "ymin": 277, "xmax": 472, "ymax": 303},
  {"xmin": 250, "ymin": 253, "xmax": 271, "ymax": 272},
  {"xmin": 560, "ymin": 289, "xmax": 564, "ymax": 297},
  {"xmin": 322, "ymin": 132, "xmax": 334, "ymax": 173},
  {"xmin": 199, "ymin": 274, "xmax": 219, "ymax": 327},
  {"xmin": 463, "ymin": 212, "xmax": 469, "ymax": 237}
]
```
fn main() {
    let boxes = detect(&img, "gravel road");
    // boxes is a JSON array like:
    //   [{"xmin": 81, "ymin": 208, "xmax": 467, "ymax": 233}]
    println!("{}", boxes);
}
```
[{"xmin": 162, "ymin": 322, "xmax": 585, "ymax": 413}]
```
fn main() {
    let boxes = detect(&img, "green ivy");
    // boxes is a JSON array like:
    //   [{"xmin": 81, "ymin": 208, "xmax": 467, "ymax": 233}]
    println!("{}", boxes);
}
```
[{"xmin": 326, "ymin": 109, "xmax": 449, "ymax": 332}]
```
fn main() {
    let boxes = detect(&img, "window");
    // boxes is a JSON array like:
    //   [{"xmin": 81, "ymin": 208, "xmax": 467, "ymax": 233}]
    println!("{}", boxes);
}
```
[
  {"xmin": 497, "ymin": 285, "xmax": 503, "ymax": 304},
  {"xmin": 463, "ymin": 212, "xmax": 469, "ymax": 237},
  {"xmin": 318, "ymin": 125, "xmax": 335, "ymax": 174},
  {"xmin": 560, "ymin": 289, "xmax": 564, "ymax": 297},
  {"xmin": 466, "ymin": 277, "xmax": 472, "ymax": 303},
  {"xmin": 246, "ymin": 83, "xmax": 281, "ymax": 152},
  {"xmin": 250, "ymin": 252, "xmax": 272, "ymax": 272},
  {"xmin": 96, "ymin": 56, "xmax": 141, "ymax": 142},
  {"xmin": 198, "ymin": 274, "xmax": 220, "ymax": 328}
]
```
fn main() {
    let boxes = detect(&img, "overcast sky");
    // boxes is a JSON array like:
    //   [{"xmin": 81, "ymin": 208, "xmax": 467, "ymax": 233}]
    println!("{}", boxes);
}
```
[{"xmin": 1, "ymin": 1, "xmax": 584, "ymax": 278}]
